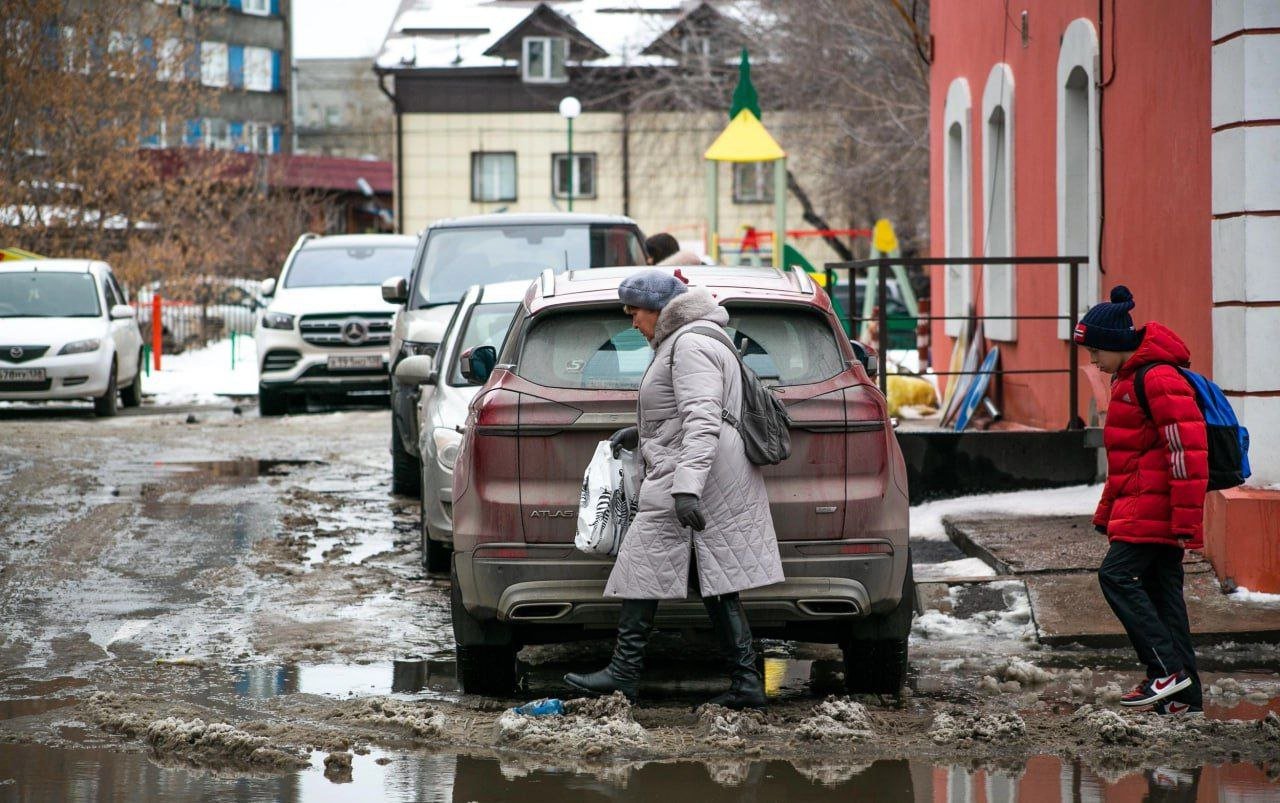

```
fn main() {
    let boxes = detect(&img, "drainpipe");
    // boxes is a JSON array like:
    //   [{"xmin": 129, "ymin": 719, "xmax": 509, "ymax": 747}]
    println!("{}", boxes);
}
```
[
  {"xmin": 621, "ymin": 103, "xmax": 631, "ymax": 218},
  {"xmin": 376, "ymin": 69, "xmax": 403, "ymax": 234}
]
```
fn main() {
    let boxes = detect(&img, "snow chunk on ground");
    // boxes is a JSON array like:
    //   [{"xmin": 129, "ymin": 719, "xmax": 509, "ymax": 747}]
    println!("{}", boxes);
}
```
[
  {"xmin": 1074, "ymin": 706, "xmax": 1145, "ymax": 745},
  {"xmin": 911, "ymin": 580, "xmax": 1035, "ymax": 644},
  {"xmin": 144, "ymin": 716, "xmax": 310, "ymax": 769},
  {"xmin": 1229, "ymin": 586, "xmax": 1280, "ymax": 606},
  {"xmin": 914, "ymin": 557, "xmax": 996, "ymax": 581},
  {"xmin": 794, "ymin": 697, "xmax": 874, "ymax": 741},
  {"xmin": 929, "ymin": 710, "xmax": 1027, "ymax": 745},
  {"xmin": 697, "ymin": 704, "xmax": 766, "ymax": 741},
  {"xmin": 496, "ymin": 693, "xmax": 647, "ymax": 758},
  {"xmin": 326, "ymin": 697, "xmax": 447, "ymax": 738},
  {"xmin": 911, "ymin": 484, "xmax": 1103, "ymax": 541},
  {"xmin": 999, "ymin": 658, "xmax": 1054, "ymax": 685},
  {"xmin": 143, "ymin": 336, "xmax": 258, "ymax": 405}
]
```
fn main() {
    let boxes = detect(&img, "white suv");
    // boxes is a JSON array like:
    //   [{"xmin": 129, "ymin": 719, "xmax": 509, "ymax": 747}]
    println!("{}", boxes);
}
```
[
  {"xmin": 0, "ymin": 259, "xmax": 144, "ymax": 416},
  {"xmin": 255, "ymin": 233, "xmax": 418, "ymax": 415}
]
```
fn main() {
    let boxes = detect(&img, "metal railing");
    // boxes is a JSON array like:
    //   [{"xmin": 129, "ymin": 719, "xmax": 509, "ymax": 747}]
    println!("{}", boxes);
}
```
[{"xmin": 823, "ymin": 256, "xmax": 1090, "ymax": 430}]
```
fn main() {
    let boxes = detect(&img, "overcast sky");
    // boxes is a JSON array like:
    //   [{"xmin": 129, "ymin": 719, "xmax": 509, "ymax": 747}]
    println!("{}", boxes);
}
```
[{"xmin": 292, "ymin": 0, "xmax": 403, "ymax": 60}]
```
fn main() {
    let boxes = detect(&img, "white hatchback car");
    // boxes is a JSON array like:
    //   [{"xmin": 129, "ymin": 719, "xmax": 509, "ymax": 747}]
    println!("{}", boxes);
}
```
[
  {"xmin": 393, "ymin": 279, "xmax": 527, "ymax": 573},
  {"xmin": 0, "ymin": 259, "xmax": 144, "ymax": 416}
]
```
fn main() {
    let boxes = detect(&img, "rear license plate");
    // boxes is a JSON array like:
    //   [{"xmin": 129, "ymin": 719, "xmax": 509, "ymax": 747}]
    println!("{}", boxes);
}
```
[
  {"xmin": 0, "ymin": 368, "xmax": 45, "ymax": 382},
  {"xmin": 327, "ymin": 355, "xmax": 382, "ymax": 371}
]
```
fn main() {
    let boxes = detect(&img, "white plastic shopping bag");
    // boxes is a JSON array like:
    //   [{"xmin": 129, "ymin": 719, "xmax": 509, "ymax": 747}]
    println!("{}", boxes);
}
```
[{"xmin": 575, "ymin": 441, "xmax": 640, "ymax": 556}]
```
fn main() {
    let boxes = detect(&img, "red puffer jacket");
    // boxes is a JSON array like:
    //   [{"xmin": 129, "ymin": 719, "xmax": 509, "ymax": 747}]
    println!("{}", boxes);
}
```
[{"xmin": 1093, "ymin": 322, "xmax": 1209, "ymax": 549}]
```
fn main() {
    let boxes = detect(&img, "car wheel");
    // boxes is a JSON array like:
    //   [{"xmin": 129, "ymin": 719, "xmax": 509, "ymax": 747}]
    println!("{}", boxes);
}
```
[
  {"xmin": 93, "ymin": 362, "xmax": 119, "ymax": 417},
  {"xmin": 841, "ymin": 556, "xmax": 914, "ymax": 696},
  {"xmin": 119, "ymin": 350, "xmax": 143, "ymax": 408},
  {"xmin": 451, "ymin": 569, "xmax": 518, "ymax": 696},
  {"xmin": 391, "ymin": 414, "xmax": 421, "ymax": 497},
  {"xmin": 426, "ymin": 536, "xmax": 452, "ymax": 575},
  {"xmin": 258, "ymin": 385, "xmax": 288, "ymax": 417}
]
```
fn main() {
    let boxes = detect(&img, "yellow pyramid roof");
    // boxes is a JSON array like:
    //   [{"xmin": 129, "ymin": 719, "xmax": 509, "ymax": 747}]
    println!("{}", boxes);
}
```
[{"xmin": 704, "ymin": 109, "xmax": 785, "ymax": 163}]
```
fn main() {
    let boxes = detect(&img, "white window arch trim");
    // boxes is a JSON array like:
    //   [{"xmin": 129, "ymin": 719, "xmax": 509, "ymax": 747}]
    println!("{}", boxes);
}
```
[
  {"xmin": 1056, "ymin": 18, "xmax": 1101, "ymax": 339},
  {"xmin": 982, "ymin": 63, "xmax": 1017, "ymax": 342},
  {"xmin": 943, "ymin": 77, "xmax": 973, "ymax": 337}
]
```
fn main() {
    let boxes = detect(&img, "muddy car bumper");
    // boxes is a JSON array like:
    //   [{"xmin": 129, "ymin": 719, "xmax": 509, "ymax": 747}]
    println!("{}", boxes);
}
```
[{"xmin": 454, "ymin": 543, "xmax": 902, "ymax": 635}]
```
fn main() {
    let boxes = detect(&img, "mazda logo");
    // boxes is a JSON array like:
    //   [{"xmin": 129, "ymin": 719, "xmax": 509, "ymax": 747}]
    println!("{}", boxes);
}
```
[
  {"xmin": 340, "ymin": 320, "xmax": 368, "ymax": 345},
  {"xmin": 9, "ymin": 347, "xmax": 21, "ymax": 359}
]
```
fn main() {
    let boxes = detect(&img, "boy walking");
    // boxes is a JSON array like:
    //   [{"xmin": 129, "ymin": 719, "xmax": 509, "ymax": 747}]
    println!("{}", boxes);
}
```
[{"xmin": 1075, "ymin": 286, "xmax": 1208, "ymax": 715}]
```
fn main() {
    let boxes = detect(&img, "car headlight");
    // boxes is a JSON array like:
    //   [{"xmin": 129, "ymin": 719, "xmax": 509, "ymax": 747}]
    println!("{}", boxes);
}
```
[
  {"xmin": 400, "ymin": 340, "xmax": 438, "ymax": 360},
  {"xmin": 261, "ymin": 311, "xmax": 296, "ymax": 330},
  {"xmin": 58, "ymin": 338, "xmax": 101, "ymax": 355},
  {"xmin": 432, "ymin": 426, "xmax": 463, "ymax": 471}
]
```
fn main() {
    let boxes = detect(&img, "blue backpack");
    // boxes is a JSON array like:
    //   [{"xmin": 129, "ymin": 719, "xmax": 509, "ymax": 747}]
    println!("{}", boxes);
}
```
[{"xmin": 1134, "ymin": 363, "xmax": 1251, "ymax": 491}]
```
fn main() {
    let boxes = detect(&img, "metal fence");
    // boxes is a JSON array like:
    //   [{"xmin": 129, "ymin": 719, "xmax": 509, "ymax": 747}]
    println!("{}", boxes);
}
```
[
  {"xmin": 128, "ymin": 279, "xmax": 262, "ymax": 355},
  {"xmin": 824, "ymin": 256, "xmax": 1090, "ymax": 430}
]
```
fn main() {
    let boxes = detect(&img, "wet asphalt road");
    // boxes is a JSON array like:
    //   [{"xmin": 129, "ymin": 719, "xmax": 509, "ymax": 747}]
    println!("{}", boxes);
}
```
[{"xmin": 1, "ymin": 401, "xmax": 1279, "ymax": 801}]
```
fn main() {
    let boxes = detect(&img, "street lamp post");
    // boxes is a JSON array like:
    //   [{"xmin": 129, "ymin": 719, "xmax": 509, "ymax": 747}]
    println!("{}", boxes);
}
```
[{"xmin": 558, "ymin": 96, "xmax": 581, "ymax": 211}]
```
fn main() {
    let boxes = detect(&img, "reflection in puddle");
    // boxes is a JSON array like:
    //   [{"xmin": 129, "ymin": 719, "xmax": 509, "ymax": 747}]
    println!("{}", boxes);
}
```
[
  {"xmin": 0, "ymin": 745, "xmax": 1273, "ymax": 803},
  {"xmin": 231, "ymin": 660, "xmax": 459, "ymax": 701},
  {"xmin": 158, "ymin": 459, "xmax": 319, "ymax": 479}
]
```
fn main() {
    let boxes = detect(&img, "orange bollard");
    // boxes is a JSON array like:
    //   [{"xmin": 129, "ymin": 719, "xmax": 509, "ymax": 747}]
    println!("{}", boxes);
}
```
[{"xmin": 152, "ymin": 293, "xmax": 162, "ymax": 371}]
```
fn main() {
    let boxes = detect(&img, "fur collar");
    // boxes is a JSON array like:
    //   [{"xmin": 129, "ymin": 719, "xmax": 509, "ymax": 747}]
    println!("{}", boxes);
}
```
[{"xmin": 652, "ymin": 287, "xmax": 728, "ymax": 346}]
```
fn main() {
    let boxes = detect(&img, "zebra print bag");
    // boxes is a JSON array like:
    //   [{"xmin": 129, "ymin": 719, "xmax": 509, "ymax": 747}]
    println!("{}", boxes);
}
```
[{"xmin": 575, "ymin": 441, "xmax": 641, "ymax": 556}]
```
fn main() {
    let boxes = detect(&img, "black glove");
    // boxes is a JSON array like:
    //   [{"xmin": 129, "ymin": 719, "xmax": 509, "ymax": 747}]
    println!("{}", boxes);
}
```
[
  {"xmin": 673, "ymin": 493, "xmax": 706, "ymax": 531},
  {"xmin": 1094, "ymin": 524, "xmax": 1107, "ymax": 535},
  {"xmin": 608, "ymin": 426, "xmax": 639, "ymax": 458}
]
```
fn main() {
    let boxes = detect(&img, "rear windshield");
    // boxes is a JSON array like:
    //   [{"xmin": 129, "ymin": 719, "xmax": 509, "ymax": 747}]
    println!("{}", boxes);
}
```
[
  {"xmin": 412, "ymin": 224, "xmax": 646, "ymax": 307},
  {"xmin": 516, "ymin": 304, "xmax": 845, "ymax": 390},
  {"xmin": 0, "ymin": 271, "xmax": 101, "ymax": 318},
  {"xmin": 448, "ymin": 301, "xmax": 519, "ymax": 385},
  {"xmin": 284, "ymin": 245, "xmax": 416, "ymax": 288}
]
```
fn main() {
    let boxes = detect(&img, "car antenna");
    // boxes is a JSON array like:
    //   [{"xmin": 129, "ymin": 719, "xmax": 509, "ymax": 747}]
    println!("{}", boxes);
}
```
[{"xmin": 563, "ymin": 250, "xmax": 569, "ymax": 271}]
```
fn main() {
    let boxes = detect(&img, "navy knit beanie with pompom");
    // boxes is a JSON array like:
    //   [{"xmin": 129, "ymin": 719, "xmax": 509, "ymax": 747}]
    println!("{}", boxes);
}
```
[{"xmin": 1074, "ymin": 285, "xmax": 1143, "ymax": 351}]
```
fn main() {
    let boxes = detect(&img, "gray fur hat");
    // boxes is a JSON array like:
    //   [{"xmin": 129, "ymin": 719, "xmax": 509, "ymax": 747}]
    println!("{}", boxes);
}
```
[{"xmin": 618, "ymin": 269, "xmax": 688, "ymax": 310}]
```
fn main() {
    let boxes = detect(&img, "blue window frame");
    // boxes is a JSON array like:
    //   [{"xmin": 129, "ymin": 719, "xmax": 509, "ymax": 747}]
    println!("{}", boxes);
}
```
[{"xmin": 228, "ymin": 45, "xmax": 244, "ymax": 88}]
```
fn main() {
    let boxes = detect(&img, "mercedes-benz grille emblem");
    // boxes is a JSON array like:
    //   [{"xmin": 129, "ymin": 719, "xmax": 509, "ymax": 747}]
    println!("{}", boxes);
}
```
[
  {"xmin": 9, "ymin": 347, "xmax": 22, "ymax": 359},
  {"xmin": 340, "ymin": 320, "xmax": 368, "ymax": 345}
]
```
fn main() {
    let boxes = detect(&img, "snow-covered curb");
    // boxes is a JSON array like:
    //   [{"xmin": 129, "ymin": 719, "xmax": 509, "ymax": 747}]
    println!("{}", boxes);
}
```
[
  {"xmin": 1229, "ymin": 586, "xmax": 1280, "ymax": 606},
  {"xmin": 911, "ymin": 483, "xmax": 1103, "ymax": 541},
  {"xmin": 142, "ymin": 336, "xmax": 258, "ymax": 405}
]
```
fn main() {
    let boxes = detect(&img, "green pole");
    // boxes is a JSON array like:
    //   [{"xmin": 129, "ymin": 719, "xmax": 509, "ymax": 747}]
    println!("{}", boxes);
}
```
[
  {"xmin": 566, "ymin": 118, "xmax": 574, "ymax": 212},
  {"xmin": 230, "ymin": 330, "xmax": 237, "ymax": 370},
  {"xmin": 142, "ymin": 343, "xmax": 151, "ymax": 377},
  {"xmin": 705, "ymin": 160, "xmax": 718, "ymax": 261},
  {"xmin": 772, "ymin": 156, "xmax": 787, "ymax": 269}
]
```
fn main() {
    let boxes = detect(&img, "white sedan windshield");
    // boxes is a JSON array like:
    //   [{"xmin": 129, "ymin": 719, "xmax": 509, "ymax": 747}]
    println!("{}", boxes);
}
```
[{"xmin": 0, "ymin": 272, "xmax": 101, "ymax": 318}]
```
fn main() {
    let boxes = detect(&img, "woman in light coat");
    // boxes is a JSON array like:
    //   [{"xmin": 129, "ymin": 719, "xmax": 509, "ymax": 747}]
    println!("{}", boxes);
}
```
[{"xmin": 564, "ymin": 269, "xmax": 783, "ymax": 709}]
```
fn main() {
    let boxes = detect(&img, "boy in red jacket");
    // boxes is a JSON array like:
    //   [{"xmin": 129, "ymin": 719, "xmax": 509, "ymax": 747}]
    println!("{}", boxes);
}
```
[{"xmin": 1075, "ymin": 286, "xmax": 1208, "ymax": 715}]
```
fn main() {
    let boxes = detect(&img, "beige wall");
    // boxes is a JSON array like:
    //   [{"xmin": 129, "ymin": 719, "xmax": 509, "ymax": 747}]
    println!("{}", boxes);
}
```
[{"xmin": 398, "ymin": 110, "xmax": 835, "ymax": 269}]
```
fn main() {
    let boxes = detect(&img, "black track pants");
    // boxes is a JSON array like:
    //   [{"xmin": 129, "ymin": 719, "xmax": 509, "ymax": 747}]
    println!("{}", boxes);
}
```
[{"xmin": 1097, "ymin": 540, "xmax": 1202, "ymax": 706}]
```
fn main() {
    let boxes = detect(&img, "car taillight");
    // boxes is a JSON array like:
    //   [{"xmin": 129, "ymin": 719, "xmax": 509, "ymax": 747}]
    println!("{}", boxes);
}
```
[
  {"xmin": 519, "ymin": 393, "xmax": 581, "ymax": 429},
  {"xmin": 474, "ymin": 546, "xmax": 529, "ymax": 559},
  {"xmin": 473, "ymin": 388, "xmax": 520, "ymax": 429}
]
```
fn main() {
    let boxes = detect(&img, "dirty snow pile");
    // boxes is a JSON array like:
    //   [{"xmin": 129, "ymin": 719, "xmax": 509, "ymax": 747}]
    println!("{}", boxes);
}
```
[
  {"xmin": 911, "ymin": 484, "xmax": 1103, "ymax": 541},
  {"xmin": 497, "ymin": 693, "xmax": 647, "ymax": 758},
  {"xmin": 144, "ymin": 716, "xmax": 310, "ymax": 769},
  {"xmin": 697, "ymin": 704, "xmax": 767, "ymax": 743},
  {"xmin": 326, "ymin": 697, "xmax": 448, "ymax": 738},
  {"xmin": 793, "ymin": 697, "xmax": 874, "ymax": 742},
  {"xmin": 1073, "ymin": 706, "xmax": 1147, "ymax": 745},
  {"xmin": 929, "ymin": 710, "xmax": 1027, "ymax": 745},
  {"xmin": 143, "ymin": 336, "xmax": 258, "ymax": 405},
  {"xmin": 911, "ymin": 580, "xmax": 1035, "ymax": 644}
]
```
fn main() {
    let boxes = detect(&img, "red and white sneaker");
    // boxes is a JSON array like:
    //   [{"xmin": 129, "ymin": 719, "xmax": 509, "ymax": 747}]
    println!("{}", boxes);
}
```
[
  {"xmin": 1119, "ymin": 671, "xmax": 1192, "ymax": 707},
  {"xmin": 1155, "ymin": 700, "xmax": 1204, "ymax": 717}
]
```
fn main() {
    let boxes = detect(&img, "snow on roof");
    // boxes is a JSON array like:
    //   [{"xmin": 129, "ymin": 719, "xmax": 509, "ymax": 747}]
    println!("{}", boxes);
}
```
[{"xmin": 376, "ymin": 0, "xmax": 721, "ymax": 71}]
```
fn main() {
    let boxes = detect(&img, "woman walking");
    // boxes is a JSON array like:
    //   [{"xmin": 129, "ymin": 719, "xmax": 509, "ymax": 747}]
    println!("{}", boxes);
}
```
[{"xmin": 564, "ymin": 269, "xmax": 784, "ymax": 710}]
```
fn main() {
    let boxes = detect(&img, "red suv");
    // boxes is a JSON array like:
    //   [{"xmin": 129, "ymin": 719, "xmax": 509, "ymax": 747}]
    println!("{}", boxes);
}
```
[{"xmin": 449, "ymin": 266, "xmax": 912, "ymax": 696}]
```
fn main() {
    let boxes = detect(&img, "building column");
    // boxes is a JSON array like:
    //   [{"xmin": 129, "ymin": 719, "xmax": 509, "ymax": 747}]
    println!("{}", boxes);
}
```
[{"xmin": 1207, "ymin": 0, "xmax": 1280, "ymax": 592}]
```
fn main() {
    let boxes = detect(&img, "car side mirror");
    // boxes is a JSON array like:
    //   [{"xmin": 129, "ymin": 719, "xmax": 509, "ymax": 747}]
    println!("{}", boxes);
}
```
[
  {"xmin": 110, "ymin": 304, "xmax": 135, "ymax": 320},
  {"xmin": 394, "ymin": 354, "xmax": 437, "ymax": 386},
  {"xmin": 261, "ymin": 277, "xmax": 276, "ymax": 297},
  {"xmin": 850, "ymin": 339, "xmax": 878, "ymax": 380},
  {"xmin": 382, "ymin": 275, "xmax": 408, "ymax": 304},
  {"xmin": 459, "ymin": 345, "xmax": 497, "ymax": 385}
]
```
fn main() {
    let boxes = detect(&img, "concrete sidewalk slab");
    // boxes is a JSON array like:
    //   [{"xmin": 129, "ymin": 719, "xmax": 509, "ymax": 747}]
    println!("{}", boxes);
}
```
[{"xmin": 944, "ymin": 514, "xmax": 1280, "ymax": 646}]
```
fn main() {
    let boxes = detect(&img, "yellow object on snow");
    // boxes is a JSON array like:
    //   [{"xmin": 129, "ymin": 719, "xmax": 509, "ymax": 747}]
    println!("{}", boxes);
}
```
[{"xmin": 886, "ymin": 374, "xmax": 938, "ymax": 417}]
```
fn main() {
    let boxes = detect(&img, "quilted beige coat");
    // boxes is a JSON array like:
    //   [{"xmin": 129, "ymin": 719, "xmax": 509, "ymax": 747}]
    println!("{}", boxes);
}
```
[{"xmin": 603, "ymin": 287, "xmax": 784, "ymax": 600}]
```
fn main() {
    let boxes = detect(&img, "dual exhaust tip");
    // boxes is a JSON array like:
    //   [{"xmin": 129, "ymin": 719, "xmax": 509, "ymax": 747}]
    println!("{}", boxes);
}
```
[{"xmin": 506, "ymin": 599, "xmax": 861, "ymax": 621}]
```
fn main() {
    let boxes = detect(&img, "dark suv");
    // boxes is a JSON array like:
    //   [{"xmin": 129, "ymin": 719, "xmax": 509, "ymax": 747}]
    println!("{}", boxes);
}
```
[{"xmin": 449, "ymin": 266, "xmax": 912, "ymax": 696}]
